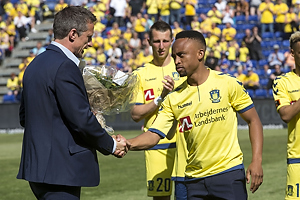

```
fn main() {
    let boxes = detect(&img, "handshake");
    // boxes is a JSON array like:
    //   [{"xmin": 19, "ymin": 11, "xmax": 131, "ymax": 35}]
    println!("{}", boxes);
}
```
[{"xmin": 111, "ymin": 134, "xmax": 131, "ymax": 158}]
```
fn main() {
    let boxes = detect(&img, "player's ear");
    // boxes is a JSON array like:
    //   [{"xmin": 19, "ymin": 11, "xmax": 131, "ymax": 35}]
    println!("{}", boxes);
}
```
[
  {"xmin": 197, "ymin": 49, "xmax": 205, "ymax": 61},
  {"xmin": 291, "ymin": 48, "xmax": 294, "ymax": 57}
]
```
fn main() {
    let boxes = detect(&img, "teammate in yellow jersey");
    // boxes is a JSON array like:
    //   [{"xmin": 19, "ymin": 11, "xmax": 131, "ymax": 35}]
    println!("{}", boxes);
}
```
[
  {"xmin": 127, "ymin": 30, "xmax": 263, "ymax": 200},
  {"xmin": 272, "ymin": 31, "xmax": 300, "ymax": 200},
  {"xmin": 130, "ymin": 20, "xmax": 186, "ymax": 200}
]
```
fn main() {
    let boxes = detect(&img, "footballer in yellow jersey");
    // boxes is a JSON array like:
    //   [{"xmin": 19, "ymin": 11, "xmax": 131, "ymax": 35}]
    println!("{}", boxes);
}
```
[
  {"xmin": 131, "ymin": 20, "xmax": 187, "ymax": 200},
  {"xmin": 150, "ymin": 69, "xmax": 253, "ymax": 178},
  {"xmin": 129, "ymin": 30, "xmax": 263, "ymax": 199},
  {"xmin": 272, "ymin": 32, "xmax": 300, "ymax": 200},
  {"xmin": 133, "ymin": 59, "xmax": 185, "ymax": 197},
  {"xmin": 273, "ymin": 71, "xmax": 300, "ymax": 200}
]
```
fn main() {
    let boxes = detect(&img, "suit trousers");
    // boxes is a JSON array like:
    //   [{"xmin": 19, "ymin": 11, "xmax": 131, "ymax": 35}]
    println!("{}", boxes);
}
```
[{"xmin": 29, "ymin": 182, "xmax": 81, "ymax": 200}]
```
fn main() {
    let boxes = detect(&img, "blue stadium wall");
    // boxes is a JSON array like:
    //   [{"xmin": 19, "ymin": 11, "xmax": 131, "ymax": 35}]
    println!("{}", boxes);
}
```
[{"xmin": 0, "ymin": 99, "xmax": 284, "ymax": 130}]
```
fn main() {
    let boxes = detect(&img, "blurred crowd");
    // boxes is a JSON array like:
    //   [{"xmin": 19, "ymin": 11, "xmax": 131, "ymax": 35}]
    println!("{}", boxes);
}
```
[{"xmin": 2, "ymin": 0, "xmax": 300, "ymax": 102}]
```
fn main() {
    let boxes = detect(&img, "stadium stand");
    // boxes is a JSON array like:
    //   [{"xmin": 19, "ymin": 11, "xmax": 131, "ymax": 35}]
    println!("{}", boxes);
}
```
[
  {"xmin": 0, "ymin": 0, "xmax": 296, "ymax": 101},
  {"xmin": 0, "ymin": 19, "xmax": 52, "ymax": 102}
]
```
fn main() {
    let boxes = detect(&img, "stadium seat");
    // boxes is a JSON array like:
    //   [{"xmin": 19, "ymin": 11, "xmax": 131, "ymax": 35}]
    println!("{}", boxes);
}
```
[
  {"xmin": 261, "ymin": 41, "xmax": 272, "ymax": 50},
  {"xmin": 180, "ymin": 8, "xmax": 185, "ymax": 14},
  {"xmin": 248, "ymin": 15, "xmax": 258, "ymax": 24},
  {"xmin": 268, "ymin": 40, "xmax": 281, "ymax": 49},
  {"xmin": 101, "ymin": 18, "xmax": 108, "ymax": 25},
  {"xmin": 258, "ymin": 59, "xmax": 268, "ymax": 67},
  {"xmin": 196, "ymin": 7, "xmax": 210, "ymax": 14},
  {"xmin": 256, "ymin": 69, "xmax": 265, "ymax": 77},
  {"xmin": 255, "ymin": 89, "xmax": 268, "ymax": 98},
  {"xmin": 197, "ymin": 0, "xmax": 206, "ymax": 4},
  {"xmin": 217, "ymin": 24, "xmax": 226, "ymax": 30},
  {"xmin": 46, "ymin": 2, "xmax": 56, "ymax": 11},
  {"xmin": 251, "ymin": 60, "xmax": 258, "ymax": 68},
  {"xmin": 86, "ymin": 2, "xmax": 96, "ymax": 8},
  {"xmin": 263, "ymin": 50, "xmax": 273, "ymax": 59},
  {"xmin": 235, "ymin": 24, "xmax": 243, "ymax": 33},
  {"xmin": 259, "ymin": 78, "xmax": 269, "ymax": 88},
  {"xmin": 197, "ymin": 0, "xmax": 209, "ymax": 7},
  {"xmin": 208, "ymin": 0, "xmax": 217, "ymax": 3},
  {"xmin": 116, "ymin": 63, "xmax": 123, "ymax": 69},
  {"xmin": 235, "ymin": 32, "xmax": 245, "ymax": 40},
  {"xmin": 119, "ymin": 26, "xmax": 126, "ymax": 32},
  {"xmin": 268, "ymin": 88, "xmax": 273, "ymax": 97},
  {"xmin": 235, "ymin": 15, "xmax": 246, "ymax": 24},
  {"xmin": 246, "ymin": 89, "xmax": 255, "ymax": 98},
  {"xmin": 262, "ymin": 32, "xmax": 275, "ymax": 40},
  {"xmin": 235, "ymin": 24, "xmax": 255, "ymax": 33},
  {"xmin": 241, "ymin": 24, "xmax": 255, "ymax": 30},
  {"xmin": 104, "ymin": 27, "xmax": 112, "ymax": 34},
  {"xmin": 282, "ymin": 40, "xmax": 290, "ymax": 48},
  {"xmin": 275, "ymin": 31, "xmax": 283, "ymax": 40}
]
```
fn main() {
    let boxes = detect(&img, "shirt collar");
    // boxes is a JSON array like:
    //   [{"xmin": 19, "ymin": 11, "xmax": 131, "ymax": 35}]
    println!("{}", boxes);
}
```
[{"xmin": 51, "ymin": 41, "xmax": 80, "ymax": 66}]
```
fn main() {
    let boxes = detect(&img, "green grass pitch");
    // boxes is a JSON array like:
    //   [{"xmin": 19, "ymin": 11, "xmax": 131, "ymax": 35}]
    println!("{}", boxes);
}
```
[{"xmin": 0, "ymin": 129, "xmax": 287, "ymax": 200}]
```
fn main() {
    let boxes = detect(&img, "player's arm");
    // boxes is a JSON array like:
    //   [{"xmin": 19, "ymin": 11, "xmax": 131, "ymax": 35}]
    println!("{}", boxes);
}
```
[
  {"xmin": 127, "ymin": 130, "xmax": 162, "ymax": 150},
  {"xmin": 277, "ymin": 99, "xmax": 300, "ymax": 123},
  {"xmin": 130, "ymin": 102, "xmax": 160, "ymax": 122},
  {"xmin": 239, "ymin": 107, "xmax": 263, "ymax": 193},
  {"xmin": 130, "ymin": 75, "xmax": 175, "ymax": 122}
]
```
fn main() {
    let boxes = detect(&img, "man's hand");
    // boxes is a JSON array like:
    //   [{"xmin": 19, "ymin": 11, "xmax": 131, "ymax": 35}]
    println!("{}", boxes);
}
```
[
  {"xmin": 161, "ymin": 75, "xmax": 175, "ymax": 99},
  {"xmin": 246, "ymin": 161, "xmax": 263, "ymax": 193},
  {"xmin": 112, "ymin": 134, "xmax": 129, "ymax": 158}
]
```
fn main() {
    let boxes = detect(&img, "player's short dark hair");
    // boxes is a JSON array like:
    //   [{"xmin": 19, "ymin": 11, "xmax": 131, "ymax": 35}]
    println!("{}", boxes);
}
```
[
  {"xmin": 53, "ymin": 6, "xmax": 97, "ymax": 40},
  {"xmin": 149, "ymin": 20, "xmax": 172, "ymax": 41},
  {"xmin": 175, "ymin": 30, "xmax": 206, "ymax": 50}
]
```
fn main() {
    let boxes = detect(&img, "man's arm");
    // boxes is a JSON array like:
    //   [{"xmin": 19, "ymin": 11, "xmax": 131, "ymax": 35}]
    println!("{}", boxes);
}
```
[
  {"xmin": 239, "ymin": 107, "xmax": 263, "ymax": 193},
  {"xmin": 131, "ymin": 75, "xmax": 175, "ymax": 122},
  {"xmin": 112, "ymin": 134, "xmax": 128, "ymax": 158},
  {"xmin": 127, "ymin": 130, "xmax": 162, "ymax": 150},
  {"xmin": 278, "ymin": 100, "xmax": 300, "ymax": 123}
]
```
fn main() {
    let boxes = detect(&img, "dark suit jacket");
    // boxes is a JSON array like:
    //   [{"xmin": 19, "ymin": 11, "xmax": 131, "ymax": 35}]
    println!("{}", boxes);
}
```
[{"xmin": 17, "ymin": 44, "xmax": 114, "ymax": 187}]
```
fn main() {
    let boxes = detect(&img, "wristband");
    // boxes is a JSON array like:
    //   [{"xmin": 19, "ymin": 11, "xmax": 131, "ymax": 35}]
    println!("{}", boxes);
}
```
[{"xmin": 154, "ymin": 96, "xmax": 163, "ymax": 106}]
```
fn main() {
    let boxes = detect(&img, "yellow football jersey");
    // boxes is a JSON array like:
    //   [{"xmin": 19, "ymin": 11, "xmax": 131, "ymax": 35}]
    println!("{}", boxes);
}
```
[
  {"xmin": 149, "ymin": 69, "xmax": 254, "ymax": 179},
  {"xmin": 273, "ymin": 71, "xmax": 300, "ymax": 163}
]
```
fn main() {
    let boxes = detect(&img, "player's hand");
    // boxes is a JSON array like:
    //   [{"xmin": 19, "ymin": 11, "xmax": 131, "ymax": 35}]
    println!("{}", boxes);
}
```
[
  {"xmin": 246, "ymin": 161, "xmax": 263, "ymax": 193},
  {"xmin": 161, "ymin": 75, "xmax": 175, "ymax": 99},
  {"xmin": 112, "ymin": 134, "xmax": 128, "ymax": 158}
]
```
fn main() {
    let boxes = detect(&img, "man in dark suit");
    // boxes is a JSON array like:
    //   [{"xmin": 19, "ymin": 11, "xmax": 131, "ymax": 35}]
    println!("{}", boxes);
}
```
[{"xmin": 17, "ymin": 6, "xmax": 128, "ymax": 200}]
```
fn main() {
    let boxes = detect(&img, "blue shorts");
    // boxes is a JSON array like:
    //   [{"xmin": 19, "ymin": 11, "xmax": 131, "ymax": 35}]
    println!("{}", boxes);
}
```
[
  {"xmin": 185, "ymin": 169, "xmax": 247, "ymax": 200},
  {"xmin": 175, "ymin": 181, "xmax": 187, "ymax": 200}
]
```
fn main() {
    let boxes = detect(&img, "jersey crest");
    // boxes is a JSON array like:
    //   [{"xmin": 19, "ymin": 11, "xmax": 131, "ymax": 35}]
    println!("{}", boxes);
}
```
[
  {"xmin": 172, "ymin": 72, "xmax": 180, "ymax": 81},
  {"xmin": 179, "ymin": 116, "xmax": 193, "ymax": 132},
  {"xmin": 144, "ymin": 89, "xmax": 155, "ymax": 101},
  {"xmin": 209, "ymin": 89, "xmax": 221, "ymax": 103}
]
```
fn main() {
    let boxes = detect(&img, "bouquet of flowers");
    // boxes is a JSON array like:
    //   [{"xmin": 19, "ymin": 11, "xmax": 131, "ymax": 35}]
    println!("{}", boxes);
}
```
[{"xmin": 83, "ymin": 65, "xmax": 138, "ymax": 134}]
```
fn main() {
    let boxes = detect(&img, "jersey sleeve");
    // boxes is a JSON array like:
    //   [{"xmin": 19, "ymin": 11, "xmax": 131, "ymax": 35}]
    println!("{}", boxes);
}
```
[
  {"xmin": 132, "ymin": 70, "xmax": 145, "ymax": 105},
  {"xmin": 272, "ymin": 76, "xmax": 291, "ymax": 111},
  {"xmin": 229, "ymin": 76, "xmax": 254, "ymax": 113},
  {"xmin": 148, "ymin": 96, "xmax": 175, "ymax": 138}
]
